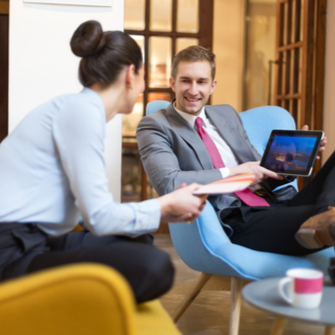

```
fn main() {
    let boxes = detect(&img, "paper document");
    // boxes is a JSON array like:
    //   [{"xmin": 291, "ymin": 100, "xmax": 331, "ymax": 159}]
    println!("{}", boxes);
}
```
[{"xmin": 193, "ymin": 173, "xmax": 255, "ymax": 195}]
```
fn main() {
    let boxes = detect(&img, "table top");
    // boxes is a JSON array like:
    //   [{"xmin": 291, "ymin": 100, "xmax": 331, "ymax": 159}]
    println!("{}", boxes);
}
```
[{"xmin": 242, "ymin": 278, "xmax": 335, "ymax": 326}]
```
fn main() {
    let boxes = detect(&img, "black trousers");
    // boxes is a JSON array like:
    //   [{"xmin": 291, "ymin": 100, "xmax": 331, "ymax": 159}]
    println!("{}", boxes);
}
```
[
  {"xmin": 0, "ymin": 226, "xmax": 174, "ymax": 304},
  {"xmin": 225, "ymin": 151, "xmax": 335, "ymax": 256}
]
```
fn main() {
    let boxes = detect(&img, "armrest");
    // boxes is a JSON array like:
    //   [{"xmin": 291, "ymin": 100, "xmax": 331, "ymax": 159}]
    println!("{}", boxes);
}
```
[
  {"xmin": 169, "ymin": 201, "xmax": 232, "ymax": 273},
  {"xmin": 0, "ymin": 263, "xmax": 136, "ymax": 335},
  {"xmin": 169, "ymin": 201, "xmax": 334, "ymax": 280}
]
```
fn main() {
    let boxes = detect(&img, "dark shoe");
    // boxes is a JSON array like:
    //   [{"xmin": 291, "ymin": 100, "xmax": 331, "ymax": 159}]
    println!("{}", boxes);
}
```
[{"xmin": 295, "ymin": 206, "xmax": 335, "ymax": 249}]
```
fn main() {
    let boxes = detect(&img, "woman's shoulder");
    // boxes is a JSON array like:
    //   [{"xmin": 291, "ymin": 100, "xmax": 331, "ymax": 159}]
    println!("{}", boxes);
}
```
[
  {"xmin": 51, "ymin": 89, "xmax": 105, "ymax": 140},
  {"xmin": 55, "ymin": 88, "xmax": 102, "ymax": 111},
  {"xmin": 51, "ymin": 88, "xmax": 104, "ymax": 122}
]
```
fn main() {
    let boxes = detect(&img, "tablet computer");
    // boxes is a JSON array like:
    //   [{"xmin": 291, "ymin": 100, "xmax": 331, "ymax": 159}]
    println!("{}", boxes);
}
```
[{"xmin": 260, "ymin": 130, "xmax": 324, "ymax": 177}]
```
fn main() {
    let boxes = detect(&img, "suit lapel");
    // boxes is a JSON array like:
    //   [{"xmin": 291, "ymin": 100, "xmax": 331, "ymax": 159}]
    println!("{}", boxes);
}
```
[
  {"xmin": 205, "ymin": 106, "xmax": 258, "ymax": 163},
  {"xmin": 165, "ymin": 103, "xmax": 215, "ymax": 170}
]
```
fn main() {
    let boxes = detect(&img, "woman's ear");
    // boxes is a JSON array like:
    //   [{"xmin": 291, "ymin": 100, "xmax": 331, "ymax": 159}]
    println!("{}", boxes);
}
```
[{"xmin": 125, "ymin": 64, "xmax": 136, "ymax": 89}]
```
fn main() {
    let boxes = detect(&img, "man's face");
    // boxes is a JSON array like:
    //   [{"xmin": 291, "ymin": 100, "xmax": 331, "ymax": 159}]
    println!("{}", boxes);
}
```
[{"xmin": 170, "ymin": 60, "xmax": 217, "ymax": 116}]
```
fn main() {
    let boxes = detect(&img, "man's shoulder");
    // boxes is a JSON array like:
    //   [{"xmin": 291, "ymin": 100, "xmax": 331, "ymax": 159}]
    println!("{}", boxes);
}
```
[
  {"xmin": 205, "ymin": 104, "xmax": 242, "ymax": 125},
  {"xmin": 136, "ymin": 104, "xmax": 175, "ymax": 142},
  {"xmin": 205, "ymin": 104, "xmax": 238, "ymax": 115}
]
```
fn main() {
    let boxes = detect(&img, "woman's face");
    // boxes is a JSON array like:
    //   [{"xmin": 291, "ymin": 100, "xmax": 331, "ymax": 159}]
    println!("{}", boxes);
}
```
[{"xmin": 123, "ymin": 65, "xmax": 145, "ymax": 114}]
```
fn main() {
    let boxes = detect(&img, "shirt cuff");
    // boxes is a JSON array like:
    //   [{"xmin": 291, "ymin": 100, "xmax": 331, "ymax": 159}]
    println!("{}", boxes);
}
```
[
  {"xmin": 123, "ymin": 198, "xmax": 161, "ymax": 237},
  {"xmin": 219, "ymin": 167, "xmax": 230, "ymax": 179},
  {"xmin": 133, "ymin": 198, "xmax": 161, "ymax": 233}
]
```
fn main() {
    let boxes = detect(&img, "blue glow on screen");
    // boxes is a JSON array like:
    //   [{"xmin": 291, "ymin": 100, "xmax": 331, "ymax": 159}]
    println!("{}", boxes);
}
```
[{"xmin": 263, "ymin": 135, "xmax": 318, "ymax": 171}]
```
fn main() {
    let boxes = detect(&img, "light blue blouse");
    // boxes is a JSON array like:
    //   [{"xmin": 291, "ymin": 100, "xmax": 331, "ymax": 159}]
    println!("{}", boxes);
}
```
[{"xmin": 0, "ymin": 88, "xmax": 161, "ymax": 236}]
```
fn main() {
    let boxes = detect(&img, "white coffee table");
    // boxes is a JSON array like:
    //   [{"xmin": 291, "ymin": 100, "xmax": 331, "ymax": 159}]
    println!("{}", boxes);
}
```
[{"xmin": 242, "ymin": 278, "xmax": 335, "ymax": 335}]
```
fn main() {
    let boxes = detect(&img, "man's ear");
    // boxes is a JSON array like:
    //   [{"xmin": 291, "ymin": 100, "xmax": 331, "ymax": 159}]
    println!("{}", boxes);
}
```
[
  {"xmin": 209, "ymin": 79, "xmax": 217, "ymax": 95},
  {"xmin": 125, "ymin": 64, "xmax": 136, "ymax": 89},
  {"xmin": 169, "ymin": 77, "xmax": 176, "ymax": 92}
]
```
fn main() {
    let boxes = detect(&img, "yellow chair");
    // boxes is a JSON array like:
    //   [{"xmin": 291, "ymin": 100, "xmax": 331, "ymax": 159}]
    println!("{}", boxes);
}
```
[{"xmin": 0, "ymin": 263, "xmax": 181, "ymax": 335}]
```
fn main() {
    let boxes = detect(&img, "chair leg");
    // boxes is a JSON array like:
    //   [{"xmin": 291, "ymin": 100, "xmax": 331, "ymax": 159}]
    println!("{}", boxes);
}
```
[
  {"xmin": 325, "ymin": 327, "xmax": 335, "ymax": 335},
  {"xmin": 172, "ymin": 272, "xmax": 212, "ymax": 323},
  {"xmin": 270, "ymin": 317, "xmax": 287, "ymax": 335},
  {"xmin": 229, "ymin": 277, "xmax": 243, "ymax": 335}
]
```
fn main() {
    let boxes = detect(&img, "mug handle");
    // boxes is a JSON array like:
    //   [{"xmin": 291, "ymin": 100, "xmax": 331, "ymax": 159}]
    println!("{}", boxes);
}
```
[{"xmin": 278, "ymin": 277, "xmax": 293, "ymax": 304}]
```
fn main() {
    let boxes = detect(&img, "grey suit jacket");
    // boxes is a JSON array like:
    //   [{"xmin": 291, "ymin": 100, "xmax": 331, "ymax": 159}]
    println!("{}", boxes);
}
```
[{"xmin": 136, "ymin": 102, "xmax": 291, "ymax": 210}]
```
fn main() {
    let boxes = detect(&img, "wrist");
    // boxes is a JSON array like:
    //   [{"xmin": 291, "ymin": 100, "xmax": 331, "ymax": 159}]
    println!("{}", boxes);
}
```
[
  {"xmin": 158, "ymin": 194, "xmax": 172, "ymax": 216},
  {"xmin": 228, "ymin": 166, "xmax": 239, "ymax": 176}
]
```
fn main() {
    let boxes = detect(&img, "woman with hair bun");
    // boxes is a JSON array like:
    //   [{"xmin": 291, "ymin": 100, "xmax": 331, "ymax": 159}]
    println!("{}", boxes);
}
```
[{"xmin": 0, "ymin": 20, "xmax": 205, "ymax": 303}]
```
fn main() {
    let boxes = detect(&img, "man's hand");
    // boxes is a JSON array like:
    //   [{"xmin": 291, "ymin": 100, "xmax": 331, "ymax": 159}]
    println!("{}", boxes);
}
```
[
  {"xmin": 301, "ymin": 125, "xmax": 327, "ymax": 160},
  {"xmin": 158, "ymin": 183, "xmax": 206, "ymax": 223},
  {"xmin": 228, "ymin": 161, "xmax": 283, "ymax": 186}
]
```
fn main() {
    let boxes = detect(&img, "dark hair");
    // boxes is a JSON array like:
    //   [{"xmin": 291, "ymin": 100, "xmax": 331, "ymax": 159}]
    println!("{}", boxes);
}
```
[
  {"xmin": 171, "ymin": 45, "xmax": 216, "ymax": 80},
  {"xmin": 70, "ymin": 20, "xmax": 143, "ymax": 88}
]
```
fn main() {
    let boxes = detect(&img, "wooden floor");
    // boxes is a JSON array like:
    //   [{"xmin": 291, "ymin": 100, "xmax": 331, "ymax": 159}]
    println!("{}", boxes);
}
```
[{"xmin": 154, "ymin": 235, "xmax": 327, "ymax": 335}]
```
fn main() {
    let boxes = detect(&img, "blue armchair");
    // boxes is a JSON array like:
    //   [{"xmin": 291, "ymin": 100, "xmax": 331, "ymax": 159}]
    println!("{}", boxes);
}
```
[{"xmin": 146, "ymin": 101, "xmax": 334, "ymax": 335}]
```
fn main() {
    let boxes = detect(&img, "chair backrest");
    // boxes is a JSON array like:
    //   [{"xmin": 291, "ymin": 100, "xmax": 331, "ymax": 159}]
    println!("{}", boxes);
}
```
[
  {"xmin": 239, "ymin": 105, "xmax": 296, "ymax": 156},
  {"xmin": 146, "ymin": 100, "xmax": 169, "ymax": 115}
]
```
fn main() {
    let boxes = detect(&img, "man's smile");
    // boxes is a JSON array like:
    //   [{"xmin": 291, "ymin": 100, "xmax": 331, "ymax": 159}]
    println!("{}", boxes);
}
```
[{"xmin": 184, "ymin": 97, "xmax": 202, "ymax": 102}]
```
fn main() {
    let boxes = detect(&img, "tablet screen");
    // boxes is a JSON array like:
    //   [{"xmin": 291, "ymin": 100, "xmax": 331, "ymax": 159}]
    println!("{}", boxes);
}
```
[{"xmin": 260, "ymin": 130, "xmax": 323, "ymax": 176}]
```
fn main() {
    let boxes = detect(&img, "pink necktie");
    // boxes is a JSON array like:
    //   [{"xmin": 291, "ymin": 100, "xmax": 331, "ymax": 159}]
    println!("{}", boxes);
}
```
[{"xmin": 195, "ymin": 117, "xmax": 269, "ymax": 207}]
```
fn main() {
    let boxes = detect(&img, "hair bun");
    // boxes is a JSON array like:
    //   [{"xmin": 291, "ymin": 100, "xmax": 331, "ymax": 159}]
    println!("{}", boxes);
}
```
[{"xmin": 70, "ymin": 20, "xmax": 106, "ymax": 57}]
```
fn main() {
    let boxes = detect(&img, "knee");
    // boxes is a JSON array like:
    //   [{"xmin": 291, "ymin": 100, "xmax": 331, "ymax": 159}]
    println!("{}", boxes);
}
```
[
  {"xmin": 151, "ymin": 251, "xmax": 175, "ymax": 291},
  {"xmin": 135, "ymin": 249, "xmax": 175, "ymax": 303}
]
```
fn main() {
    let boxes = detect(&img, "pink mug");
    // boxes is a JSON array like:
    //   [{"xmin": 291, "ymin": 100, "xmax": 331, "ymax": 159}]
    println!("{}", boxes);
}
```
[{"xmin": 278, "ymin": 268, "xmax": 323, "ymax": 309}]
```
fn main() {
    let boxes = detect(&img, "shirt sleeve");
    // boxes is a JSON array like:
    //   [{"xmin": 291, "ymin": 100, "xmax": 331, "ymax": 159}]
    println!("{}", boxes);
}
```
[
  {"xmin": 53, "ymin": 98, "xmax": 161, "ymax": 236},
  {"xmin": 219, "ymin": 167, "xmax": 230, "ymax": 179}
]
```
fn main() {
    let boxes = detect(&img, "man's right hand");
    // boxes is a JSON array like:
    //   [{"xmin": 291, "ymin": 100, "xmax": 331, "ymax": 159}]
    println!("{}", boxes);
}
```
[{"xmin": 228, "ymin": 161, "xmax": 283, "ymax": 186}]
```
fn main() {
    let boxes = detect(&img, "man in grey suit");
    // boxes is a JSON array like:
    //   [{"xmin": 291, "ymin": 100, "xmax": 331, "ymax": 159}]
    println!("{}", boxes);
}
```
[{"xmin": 136, "ymin": 46, "xmax": 335, "ymax": 256}]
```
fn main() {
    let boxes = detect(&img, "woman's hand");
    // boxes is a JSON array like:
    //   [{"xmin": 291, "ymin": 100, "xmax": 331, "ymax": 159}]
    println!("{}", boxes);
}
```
[
  {"xmin": 228, "ymin": 161, "xmax": 283, "ymax": 186},
  {"xmin": 158, "ymin": 183, "xmax": 206, "ymax": 223}
]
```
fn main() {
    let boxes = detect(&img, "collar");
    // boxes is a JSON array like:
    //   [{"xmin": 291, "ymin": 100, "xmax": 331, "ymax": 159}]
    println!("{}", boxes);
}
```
[{"xmin": 173, "ymin": 102, "xmax": 207, "ymax": 128}]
